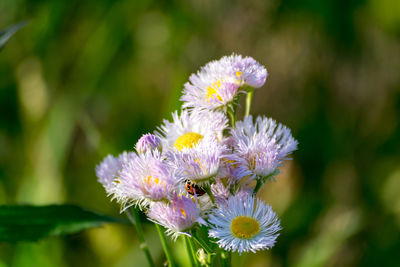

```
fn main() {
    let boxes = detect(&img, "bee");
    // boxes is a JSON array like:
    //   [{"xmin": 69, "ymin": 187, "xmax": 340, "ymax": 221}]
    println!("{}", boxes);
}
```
[{"xmin": 184, "ymin": 180, "xmax": 206, "ymax": 196}]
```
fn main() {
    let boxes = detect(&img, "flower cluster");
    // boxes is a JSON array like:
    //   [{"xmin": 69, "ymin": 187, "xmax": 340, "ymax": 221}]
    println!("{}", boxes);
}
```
[{"xmin": 96, "ymin": 54, "xmax": 297, "ymax": 255}]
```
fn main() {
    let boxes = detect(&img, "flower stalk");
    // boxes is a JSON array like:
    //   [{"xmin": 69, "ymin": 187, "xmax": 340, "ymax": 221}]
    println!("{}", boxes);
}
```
[
  {"xmin": 227, "ymin": 108, "xmax": 236, "ymax": 127},
  {"xmin": 184, "ymin": 235, "xmax": 198, "ymax": 267},
  {"xmin": 245, "ymin": 89, "xmax": 254, "ymax": 117},
  {"xmin": 125, "ymin": 208, "xmax": 154, "ymax": 267},
  {"xmin": 155, "ymin": 223, "xmax": 176, "ymax": 267},
  {"xmin": 220, "ymin": 250, "xmax": 231, "ymax": 267}
]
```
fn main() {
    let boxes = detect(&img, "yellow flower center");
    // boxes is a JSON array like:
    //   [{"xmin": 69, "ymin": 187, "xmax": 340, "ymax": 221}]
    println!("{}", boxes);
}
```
[
  {"xmin": 174, "ymin": 132, "xmax": 204, "ymax": 151},
  {"xmin": 206, "ymin": 80, "xmax": 223, "ymax": 102},
  {"xmin": 236, "ymin": 71, "xmax": 242, "ymax": 78},
  {"xmin": 230, "ymin": 216, "xmax": 260, "ymax": 239}
]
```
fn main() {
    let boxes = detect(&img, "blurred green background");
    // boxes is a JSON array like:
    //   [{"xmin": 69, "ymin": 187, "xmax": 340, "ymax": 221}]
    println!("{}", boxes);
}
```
[{"xmin": 1, "ymin": 0, "xmax": 400, "ymax": 266}]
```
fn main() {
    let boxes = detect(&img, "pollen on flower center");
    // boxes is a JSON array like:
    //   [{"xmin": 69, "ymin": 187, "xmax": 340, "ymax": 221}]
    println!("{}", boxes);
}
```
[
  {"xmin": 236, "ymin": 71, "xmax": 242, "ymax": 77},
  {"xmin": 145, "ymin": 176, "xmax": 161, "ymax": 186},
  {"xmin": 230, "ymin": 216, "xmax": 260, "ymax": 239},
  {"xmin": 222, "ymin": 158, "xmax": 238, "ymax": 169},
  {"xmin": 142, "ymin": 175, "xmax": 165, "ymax": 194},
  {"xmin": 249, "ymin": 153, "xmax": 261, "ymax": 170},
  {"xmin": 180, "ymin": 208, "xmax": 187, "ymax": 219},
  {"xmin": 206, "ymin": 80, "xmax": 223, "ymax": 102},
  {"xmin": 174, "ymin": 132, "xmax": 204, "ymax": 151}
]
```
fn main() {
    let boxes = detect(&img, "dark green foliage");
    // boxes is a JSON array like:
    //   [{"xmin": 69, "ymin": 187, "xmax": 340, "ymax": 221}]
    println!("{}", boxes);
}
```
[{"xmin": 0, "ymin": 205, "xmax": 124, "ymax": 242}]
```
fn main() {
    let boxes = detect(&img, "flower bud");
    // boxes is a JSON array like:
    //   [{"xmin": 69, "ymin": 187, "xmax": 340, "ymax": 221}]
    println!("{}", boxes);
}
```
[{"xmin": 135, "ymin": 134, "xmax": 161, "ymax": 154}]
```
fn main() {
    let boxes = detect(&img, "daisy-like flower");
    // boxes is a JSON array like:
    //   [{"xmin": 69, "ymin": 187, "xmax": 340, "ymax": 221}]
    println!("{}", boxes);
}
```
[
  {"xmin": 226, "ymin": 54, "xmax": 268, "ymax": 88},
  {"xmin": 208, "ymin": 195, "xmax": 281, "ymax": 254},
  {"xmin": 229, "ymin": 115, "xmax": 298, "ymax": 182},
  {"xmin": 114, "ymin": 150, "xmax": 177, "ymax": 210},
  {"xmin": 147, "ymin": 194, "xmax": 205, "ymax": 240},
  {"xmin": 96, "ymin": 151, "xmax": 136, "ymax": 195},
  {"xmin": 182, "ymin": 75, "xmax": 240, "ymax": 110},
  {"xmin": 169, "ymin": 136, "xmax": 224, "ymax": 186},
  {"xmin": 181, "ymin": 54, "xmax": 267, "ymax": 110},
  {"xmin": 156, "ymin": 109, "xmax": 228, "ymax": 152},
  {"xmin": 135, "ymin": 133, "xmax": 162, "ymax": 154}
]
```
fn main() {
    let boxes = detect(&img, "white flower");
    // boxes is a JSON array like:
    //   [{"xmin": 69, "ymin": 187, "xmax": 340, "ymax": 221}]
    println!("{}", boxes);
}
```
[
  {"xmin": 208, "ymin": 195, "xmax": 281, "ymax": 254},
  {"xmin": 156, "ymin": 109, "xmax": 228, "ymax": 152}
]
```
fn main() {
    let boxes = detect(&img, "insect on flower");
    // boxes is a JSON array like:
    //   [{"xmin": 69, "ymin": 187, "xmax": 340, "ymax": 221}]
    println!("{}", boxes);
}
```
[{"xmin": 184, "ymin": 180, "xmax": 206, "ymax": 196}]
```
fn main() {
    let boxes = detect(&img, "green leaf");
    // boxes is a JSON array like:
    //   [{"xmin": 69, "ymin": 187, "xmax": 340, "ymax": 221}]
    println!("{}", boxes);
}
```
[
  {"xmin": 0, "ymin": 21, "xmax": 28, "ymax": 51},
  {"xmin": 0, "ymin": 204, "xmax": 125, "ymax": 242}
]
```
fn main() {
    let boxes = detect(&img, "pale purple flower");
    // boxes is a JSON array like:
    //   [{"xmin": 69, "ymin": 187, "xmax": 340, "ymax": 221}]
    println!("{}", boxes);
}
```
[
  {"xmin": 217, "ymin": 155, "xmax": 243, "ymax": 183},
  {"xmin": 208, "ymin": 195, "xmax": 281, "ymax": 254},
  {"xmin": 230, "ymin": 55, "xmax": 268, "ymax": 88},
  {"xmin": 169, "ymin": 136, "xmax": 225, "ymax": 185},
  {"xmin": 181, "ymin": 54, "xmax": 267, "ymax": 110},
  {"xmin": 211, "ymin": 179, "xmax": 232, "ymax": 205},
  {"xmin": 95, "ymin": 151, "xmax": 136, "ymax": 195},
  {"xmin": 235, "ymin": 186, "xmax": 253, "ymax": 199},
  {"xmin": 229, "ymin": 115, "xmax": 298, "ymax": 182},
  {"xmin": 182, "ymin": 77, "xmax": 240, "ymax": 110},
  {"xmin": 202, "ymin": 54, "xmax": 268, "ymax": 88},
  {"xmin": 135, "ymin": 133, "xmax": 162, "ymax": 154},
  {"xmin": 211, "ymin": 179, "xmax": 253, "ymax": 206},
  {"xmin": 147, "ymin": 194, "xmax": 205, "ymax": 239},
  {"xmin": 114, "ymin": 150, "xmax": 177, "ymax": 210}
]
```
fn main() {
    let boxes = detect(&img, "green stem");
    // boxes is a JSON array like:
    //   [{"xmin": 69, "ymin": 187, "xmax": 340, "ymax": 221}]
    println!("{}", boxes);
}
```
[
  {"xmin": 203, "ymin": 186, "xmax": 215, "ymax": 204},
  {"xmin": 207, "ymin": 253, "xmax": 213, "ymax": 266},
  {"xmin": 184, "ymin": 236, "xmax": 198, "ymax": 267},
  {"xmin": 125, "ymin": 208, "xmax": 155, "ymax": 267},
  {"xmin": 220, "ymin": 251, "xmax": 230, "ymax": 267},
  {"xmin": 227, "ymin": 109, "xmax": 236, "ymax": 127},
  {"xmin": 245, "ymin": 90, "xmax": 254, "ymax": 117},
  {"xmin": 253, "ymin": 179, "xmax": 263, "ymax": 195},
  {"xmin": 155, "ymin": 223, "xmax": 176, "ymax": 267}
]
